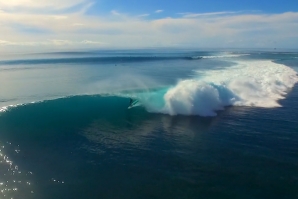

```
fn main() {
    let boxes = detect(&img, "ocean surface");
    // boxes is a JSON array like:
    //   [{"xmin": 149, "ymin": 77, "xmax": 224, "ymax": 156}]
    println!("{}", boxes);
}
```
[{"xmin": 0, "ymin": 49, "xmax": 297, "ymax": 199}]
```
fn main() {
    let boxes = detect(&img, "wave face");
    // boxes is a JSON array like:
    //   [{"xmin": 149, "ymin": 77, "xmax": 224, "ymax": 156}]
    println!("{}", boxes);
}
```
[{"xmin": 131, "ymin": 60, "xmax": 298, "ymax": 116}]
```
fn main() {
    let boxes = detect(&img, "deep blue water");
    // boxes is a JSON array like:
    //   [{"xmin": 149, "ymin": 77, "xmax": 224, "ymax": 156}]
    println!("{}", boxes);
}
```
[{"xmin": 0, "ymin": 49, "xmax": 297, "ymax": 199}]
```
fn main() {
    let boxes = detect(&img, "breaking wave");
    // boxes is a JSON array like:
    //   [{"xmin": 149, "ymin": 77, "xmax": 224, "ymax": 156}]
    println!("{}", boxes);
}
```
[
  {"xmin": 1, "ymin": 60, "xmax": 297, "ymax": 117},
  {"xmin": 133, "ymin": 60, "xmax": 298, "ymax": 116}
]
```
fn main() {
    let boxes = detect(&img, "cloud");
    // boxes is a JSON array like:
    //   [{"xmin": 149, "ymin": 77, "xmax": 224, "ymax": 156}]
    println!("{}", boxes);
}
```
[
  {"xmin": 81, "ymin": 40, "xmax": 107, "ymax": 45},
  {"xmin": 138, "ymin": 14, "xmax": 150, "ymax": 17},
  {"xmin": 0, "ymin": 40, "xmax": 47, "ymax": 46},
  {"xmin": 0, "ymin": 0, "xmax": 89, "ymax": 10},
  {"xmin": 0, "ymin": 4, "xmax": 298, "ymax": 51},
  {"xmin": 155, "ymin": 10, "xmax": 163, "ymax": 13},
  {"xmin": 72, "ymin": 23, "xmax": 85, "ymax": 26},
  {"xmin": 111, "ymin": 10, "xmax": 121, "ymax": 16},
  {"xmin": 52, "ymin": 15, "xmax": 68, "ymax": 20},
  {"xmin": 0, "ymin": 39, "xmax": 106, "ymax": 47},
  {"xmin": 179, "ymin": 11, "xmax": 239, "ymax": 18}
]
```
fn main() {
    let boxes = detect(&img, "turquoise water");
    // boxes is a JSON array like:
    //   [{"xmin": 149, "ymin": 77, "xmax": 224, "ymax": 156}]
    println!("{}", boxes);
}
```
[{"xmin": 0, "ymin": 50, "xmax": 298, "ymax": 199}]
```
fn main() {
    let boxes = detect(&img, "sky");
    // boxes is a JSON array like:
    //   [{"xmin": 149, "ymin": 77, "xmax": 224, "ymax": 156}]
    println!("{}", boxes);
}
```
[{"xmin": 0, "ymin": 0, "xmax": 298, "ymax": 51}]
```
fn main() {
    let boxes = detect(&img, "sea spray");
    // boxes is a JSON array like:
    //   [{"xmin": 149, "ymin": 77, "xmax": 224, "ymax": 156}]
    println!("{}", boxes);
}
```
[{"xmin": 143, "ymin": 60, "xmax": 298, "ymax": 116}]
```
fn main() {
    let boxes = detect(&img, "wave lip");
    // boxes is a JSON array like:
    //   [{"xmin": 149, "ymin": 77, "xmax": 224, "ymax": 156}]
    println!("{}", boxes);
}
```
[
  {"xmin": 146, "ymin": 60, "xmax": 298, "ymax": 116},
  {"xmin": 162, "ymin": 80, "xmax": 235, "ymax": 116},
  {"xmin": 0, "ymin": 105, "xmax": 18, "ymax": 112}
]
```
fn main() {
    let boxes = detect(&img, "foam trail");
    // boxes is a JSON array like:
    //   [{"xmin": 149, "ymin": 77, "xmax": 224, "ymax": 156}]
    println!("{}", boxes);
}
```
[
  {"xmin": 190, "ymin": 54, "xmax": 249, "ymax": 60},
  {"xmin": 141, "ymin": 60, "xmax": 298, "ymax": 116},
  {"xmin": 201, "ymin": 54, "xmax": 249, "ymax": 59}
]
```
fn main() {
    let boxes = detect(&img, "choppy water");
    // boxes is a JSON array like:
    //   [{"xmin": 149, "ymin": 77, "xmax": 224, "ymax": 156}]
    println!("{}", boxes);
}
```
[{"xmin": 0, "ymin": 49, "xmax": 298, "ymax": 199}]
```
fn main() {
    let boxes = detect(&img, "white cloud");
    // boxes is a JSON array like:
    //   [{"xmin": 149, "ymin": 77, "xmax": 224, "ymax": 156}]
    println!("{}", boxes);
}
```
[
  {"xmin": 81, "ymin": 40, "xmax": 107, "ymax": 45},
  {"xmin": 155, "ymin": 10, "xmax": 163, "ymax": 13},
  {"xmin": 179, "ymin": 11, "xmax": 239, "ymax": 18},
  {"xmin": 0, "ymin": 0, "xmax": 89, "ymax": 10},
  {"xmin": 138, "ymin": 14, "xmax": 150, "ymax": 17},
  {"xmin": 72, "ymin": 23, "xmax": 85, "ymax": 26},
  {"xmin": 0, "ymin": 40, "xmax": 14, "ymax": 45},
  {"xmin": 0, "ymin": 39, "xmax": 106, "ymax": 47},
  {"xmin": 51, "ymin": 39, "xmax": 73, "ymax": 46},
  {"xmin": 0, "ymin": 40, "xmax": 47, "ymax": 46},
  {"xmin": 0, "ymin": 4, "xmax": 298, "ymax": 50},
  {"xmin": 111, "ymin": 10, "xmax": 121, "ymax": 16},
  {"xmin": 52, "ymin": 15, "xmax": 68, "ymax": 20}
]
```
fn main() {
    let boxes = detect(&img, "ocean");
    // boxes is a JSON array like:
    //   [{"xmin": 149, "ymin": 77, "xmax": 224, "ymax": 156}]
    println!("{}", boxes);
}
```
[{"xmin": 0, "ymin": 49, "xmax": 297, "ymax": 199}]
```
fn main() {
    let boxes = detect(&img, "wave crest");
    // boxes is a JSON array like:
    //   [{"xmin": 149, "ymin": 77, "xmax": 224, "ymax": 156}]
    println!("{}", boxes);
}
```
[{"xmin": 142, "ymin": 60, "xmax": 298, "ymax": 116}]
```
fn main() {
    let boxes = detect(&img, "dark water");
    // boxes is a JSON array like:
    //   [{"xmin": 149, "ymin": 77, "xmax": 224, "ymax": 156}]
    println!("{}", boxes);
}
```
[{"xmin": 0, "ymin": 50, "xmax": 297, "ymax": 199}]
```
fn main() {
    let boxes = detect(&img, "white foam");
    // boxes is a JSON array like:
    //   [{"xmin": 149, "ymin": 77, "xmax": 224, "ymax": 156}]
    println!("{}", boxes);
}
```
[
  {"xmin": 0, "ymin": 102, "xmax": 37, "ymax": 113},
  {"xmin": 146, "ymin": 60, "xmax": 298, "ymax": 116},
  {"xmin": 0, "ymin": 105, "xmax": 16, "ymax": 112},
  {"xmin": 202, "ymin": 54, "xmax": 249, "ymax": 59}
]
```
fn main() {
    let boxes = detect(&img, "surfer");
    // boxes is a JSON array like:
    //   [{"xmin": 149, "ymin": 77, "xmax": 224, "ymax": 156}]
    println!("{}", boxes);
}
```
[{"xmin": 128, "ymin": 98, "xmax": 139, "ymax": 109}]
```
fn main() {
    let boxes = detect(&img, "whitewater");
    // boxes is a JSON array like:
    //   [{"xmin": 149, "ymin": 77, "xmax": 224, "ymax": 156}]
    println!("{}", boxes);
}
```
[{"xmin": 151, "ymin": 60, "xmax": 298, "ymax": 116}]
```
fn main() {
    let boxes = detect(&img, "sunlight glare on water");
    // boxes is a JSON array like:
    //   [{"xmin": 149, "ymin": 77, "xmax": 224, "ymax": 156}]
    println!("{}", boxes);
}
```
[{"xmin": 0, "ymin": 142, "xmax": 34, "ymax": 199}]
